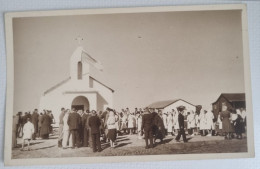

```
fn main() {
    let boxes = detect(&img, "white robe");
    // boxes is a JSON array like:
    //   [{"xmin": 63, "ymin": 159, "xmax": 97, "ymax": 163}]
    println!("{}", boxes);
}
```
[
  {"xmin": 162, "ymin": 114, "xmax": 167, "ymax": 129},
  {"xmin": 217, "ymin": 115, "xmax": 222, "ymax": 129},
  {"xmin": 195, "ymin": 114, "xmax": 200, "ymax": 128},
  {"xmin": 137, "ymin": 116, "xmax": 142, "ymax": 132},
  {"xmin": 127, "ymin": 114, "xmax": 136, "ymax": 128},
  {"xmin": 167, "ymin": 115, "xmax": 173, "ymax": 132},
  {"xmin": 62, "ymin": 114, "xmax": 72, "ymax": 148},
  {"xmin": 206, "ymin": 112, "xmax": 215, "ymax": 130},
  {"xmin": 23, "ymin": 122, "xmax": 34, "ymax": 140},
  {"xmin": 187, "ymin": 114, "xmax": 195, "ymax": 129},
  {"xmin": 199, "ymin": 113, "xmax": 207, "ymax": 130}
]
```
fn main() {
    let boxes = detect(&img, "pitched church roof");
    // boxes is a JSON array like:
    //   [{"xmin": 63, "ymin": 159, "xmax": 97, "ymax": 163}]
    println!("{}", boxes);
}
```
[
  {"xmin": 147, "ymin": 99, "xmax": 195, "ymax": 109},
  {"xmin": 43, "ymin": 76, "xmax": 114, "ymax": 95}
]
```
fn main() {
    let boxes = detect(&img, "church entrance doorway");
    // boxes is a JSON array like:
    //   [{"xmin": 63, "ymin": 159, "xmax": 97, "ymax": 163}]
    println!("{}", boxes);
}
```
[{"xmin": 71, "ymin": 96, "xmax": 89, "ymax": 112}]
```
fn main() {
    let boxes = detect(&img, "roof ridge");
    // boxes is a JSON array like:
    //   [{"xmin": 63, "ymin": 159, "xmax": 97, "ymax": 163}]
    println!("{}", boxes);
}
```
[{"xmin": 43, "ymin": 77, "xmax": 71, "ymax": 95}]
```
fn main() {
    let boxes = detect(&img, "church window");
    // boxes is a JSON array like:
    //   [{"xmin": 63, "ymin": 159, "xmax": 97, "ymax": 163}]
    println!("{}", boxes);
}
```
[{"xmin": 78, "ymin": 61, "xmax": 82, "ymax": 79}]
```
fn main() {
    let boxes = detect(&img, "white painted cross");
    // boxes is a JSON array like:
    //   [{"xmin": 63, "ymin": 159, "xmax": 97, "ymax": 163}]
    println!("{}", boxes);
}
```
[{"xmin": 75, "ymin": 36, "xmax": 83, "ymax": 45}]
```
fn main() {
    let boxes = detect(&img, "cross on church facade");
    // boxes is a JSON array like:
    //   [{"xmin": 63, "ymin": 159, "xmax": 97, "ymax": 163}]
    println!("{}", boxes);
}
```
[{"xmin": 75, "ymin": 36, "xmax": 84, "ymax": 45}]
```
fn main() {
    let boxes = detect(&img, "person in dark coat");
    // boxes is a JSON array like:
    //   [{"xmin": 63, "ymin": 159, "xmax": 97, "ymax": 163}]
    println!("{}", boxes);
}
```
[
  {"xmin": 100, "ymin": 110, "xmax": 109, "ymax": 143},
  {"xmin": 40, "ymin": 111, "xmax": 52, "ymax": 139},
  {"xmin": 175, "ymin": 106, "xmax": 187, "ymax": 142},
  {"xmin": 77, "ymin": 110, "xmax": 84, "ymax": 146},
  {"xmin": 31, "ymin": 109, "xmax": 39, "ymax": 140},
  {"xmin": 234, "ymin": 109, "xmax": 245, "ymax": 139},
  {"xmin": 88, "ymin": 110, "xmax": 102, "ymax": 152},
  {"xmin": 17, "ymin": 112, "xmax": 23, "ymax": 138},
  {"xmin": 82, "ymin": 110, "xmax": 90, "ymax": 147},
  {"xmin": 67, "ymin": 108, "xmax": 81, "ymax": 148},
  {"xmin": 220, "ymin": 105, "xmax": 233, "ymax": 139},
  {"xmin": 153, "ymin": 111, "xmax": 165, "ymax": 143},
  {"xmin": 38, "ymin": 113, "xmax": 43, "ymax": 137},
  {"xmin": 141, "ymin": 108, "xmax": 154, "ymax": 149}
]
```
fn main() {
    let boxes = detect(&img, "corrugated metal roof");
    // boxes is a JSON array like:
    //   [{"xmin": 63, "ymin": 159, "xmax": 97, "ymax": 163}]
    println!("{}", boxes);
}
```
[{"xmin": 212, "ymin": 93, "xmax": 245, "ymax": 104}]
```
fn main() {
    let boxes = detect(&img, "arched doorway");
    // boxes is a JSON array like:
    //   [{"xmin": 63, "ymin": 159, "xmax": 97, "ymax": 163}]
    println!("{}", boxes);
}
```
[{"xmin": 71, "ymin": 96, "xmax": 89, "ymax": 111}]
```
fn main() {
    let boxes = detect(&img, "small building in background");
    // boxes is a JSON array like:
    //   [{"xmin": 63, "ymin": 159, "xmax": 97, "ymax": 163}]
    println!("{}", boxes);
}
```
[
  {"xmin": 212, "ymin": 93, "xmax": 246, "ymax": 118},
  {"xmin": 147, "ymin": 99, "xmax": 196, "ymax": 114}
]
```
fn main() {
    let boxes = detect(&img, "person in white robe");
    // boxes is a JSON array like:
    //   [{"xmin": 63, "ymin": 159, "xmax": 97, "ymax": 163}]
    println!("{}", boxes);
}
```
[
  {"xmin": 199, "ymin": 110, "xmax": 208, "ymax": 136},
  {"xmin": 21, "ymin": 118, "xmax": 35, "ymax": 151},
  {"xmin": 166, "ymin": 112, "xmax": 173, "ymax": 136},
  {"xmin": 173, "ymin": 110, "xmax": 179, "ymax": 135},
  {"xmin": 62, "ymin": 109, "xmax": 73, "ymax": 149},
  {"xmin": 195, "ymin": 113, "xmax": 200, "ymax": 135},
  {"xmin": 121, "ymin": 111, "xmax": 128, "ymax": 134},
  {"xmin": 162, "ymin": 112, "xmax": 168, "ymax": 134},
  {"xmin": 136, "ymin": 113, "xmax": 143, "ymax": 139},
  {"xmin": 187, "ymin": 111, "xmax": 196, "ymax": 136},
  {"xmin": 216, "ymin": 113, "xmax": 223, "ymax": 136},
  {"xmin": 206, "ymin": 109, "xmax": 215, "ymax": 136},
  {"xmin": 127, "ymin": 113, "xmax": 136, "ymax": 135}
]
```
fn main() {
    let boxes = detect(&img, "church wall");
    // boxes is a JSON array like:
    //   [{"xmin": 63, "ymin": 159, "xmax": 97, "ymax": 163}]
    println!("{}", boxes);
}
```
[
  {"xmin": 92, "ymin": 79, "xmax": 113, "ymax": 110},
  {"xmin": 40, "ymin": 90, "xmax": 97, "ymax": 125}
]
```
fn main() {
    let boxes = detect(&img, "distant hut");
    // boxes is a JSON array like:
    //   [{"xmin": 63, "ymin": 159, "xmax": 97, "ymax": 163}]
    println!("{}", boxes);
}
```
[
  {"xmin": 147, "ymin": 99, "xmax": 196, "ymax": 115},
  {"xmin": 212, "ymin": 93, "xmax": 246, "ymax": 118}
]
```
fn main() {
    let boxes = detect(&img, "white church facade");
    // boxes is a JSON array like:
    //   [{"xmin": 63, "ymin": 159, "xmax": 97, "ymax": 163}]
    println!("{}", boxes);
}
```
[{"xmin": 39, "ymin": 45, "xmax": 114, "ymax": 122}]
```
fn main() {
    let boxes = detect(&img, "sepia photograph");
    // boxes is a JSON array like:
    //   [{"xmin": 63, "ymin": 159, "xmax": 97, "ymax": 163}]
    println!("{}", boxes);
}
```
[{"xmin": 4, "ymin": 4, "xmax": 254, "ymax": 166}]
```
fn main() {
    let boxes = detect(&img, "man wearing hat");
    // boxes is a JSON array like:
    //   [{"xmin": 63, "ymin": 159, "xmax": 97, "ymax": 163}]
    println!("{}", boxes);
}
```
[
  {"xmin": 88, "ymin": 110, "xmax": 102, "ymax": 152},
  {"xmin": 141, "ymin": 107, "xmax": 154, "ymax": 149},
  {"xmin": 67, "ymin": 108, "xmax": 81, "ymax": 148},
  {"xmin": 175, "ymin": 106, "xmax": 187, "ymax": 143}
]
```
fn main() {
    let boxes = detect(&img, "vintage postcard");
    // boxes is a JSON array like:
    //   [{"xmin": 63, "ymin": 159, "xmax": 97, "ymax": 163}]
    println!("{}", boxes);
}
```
[{"xmin": 4, "ymin": 4, "xmax": 254, "ymax": 166}]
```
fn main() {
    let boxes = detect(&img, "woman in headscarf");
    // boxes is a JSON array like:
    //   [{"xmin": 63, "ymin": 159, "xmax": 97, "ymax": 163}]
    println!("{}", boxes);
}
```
[{"xmin": 106, "ymin": 110, "xmax": 117, "ymax": 148}]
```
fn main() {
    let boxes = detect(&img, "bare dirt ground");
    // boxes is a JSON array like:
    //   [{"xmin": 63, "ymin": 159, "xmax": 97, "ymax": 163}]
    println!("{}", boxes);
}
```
[{"xmin": 12, "ymin": 133, "xmax": 247, "ymax": 159}]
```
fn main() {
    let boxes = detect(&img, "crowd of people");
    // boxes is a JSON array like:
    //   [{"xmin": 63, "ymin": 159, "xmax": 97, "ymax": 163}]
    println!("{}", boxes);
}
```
[
  {"xmin": 12, "ymin": 103, "xmax": 247, "ymax": 151},
  {"xmin": 12, "ymin": 109, "xmax": 55, "ymax": 150}
]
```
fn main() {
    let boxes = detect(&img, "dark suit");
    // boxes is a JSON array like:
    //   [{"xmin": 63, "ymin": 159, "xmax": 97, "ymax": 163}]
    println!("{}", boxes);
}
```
[
  {"xmin": 82, "ymin": 113, "xmax": 90, "ymax": 147},
  {"xmin": 67, "ymin": 112, "xmax": 81, "ymax": 148},
  {"xmin": 175, "ymin": 113, "xmax": 187, "ymax": 142},
  {"xmin": 88, "ymin": 115, "xmax": 101, "ymax": 152},
  {"xmin": 31, "ymin": 112, "xmax": 39, "ymax": 140},
  {"xmin": 141, "ymin": 113, "xmax": 154, "ymax": 148}
]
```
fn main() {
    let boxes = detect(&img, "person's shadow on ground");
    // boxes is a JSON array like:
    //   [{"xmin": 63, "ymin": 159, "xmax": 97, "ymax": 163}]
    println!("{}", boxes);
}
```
[{"xmin": 33, "ymin": 145, "xmax": 56, "ymax": 150}]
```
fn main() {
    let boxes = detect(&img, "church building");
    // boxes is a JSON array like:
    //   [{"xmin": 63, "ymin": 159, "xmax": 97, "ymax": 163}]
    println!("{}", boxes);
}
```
[{"xmin": 39, "ymin": 44, "xmax": 114, "ymax": 122}]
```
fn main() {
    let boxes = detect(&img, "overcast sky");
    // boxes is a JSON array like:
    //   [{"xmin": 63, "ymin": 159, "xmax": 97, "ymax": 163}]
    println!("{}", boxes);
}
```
[{"xmin": 13, "ymin": 10, "xmax": 245, "ymax": 113}]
